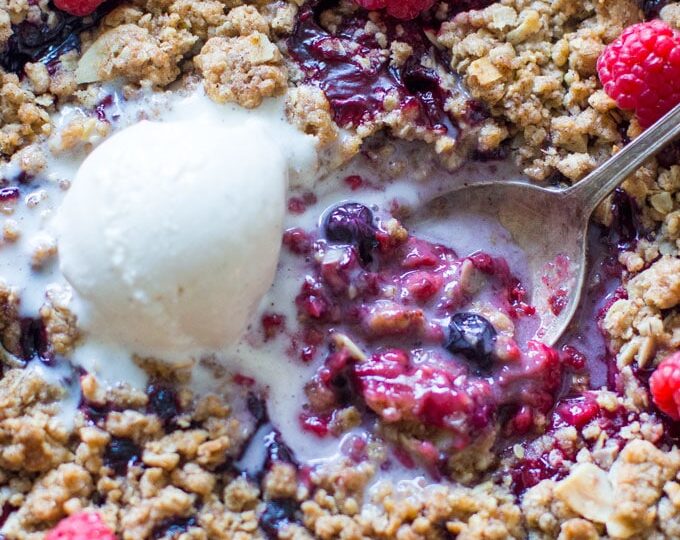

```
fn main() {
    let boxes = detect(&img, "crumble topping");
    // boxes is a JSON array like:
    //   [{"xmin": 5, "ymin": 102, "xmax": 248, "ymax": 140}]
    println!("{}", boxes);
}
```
[
  {"xmin": 436, "ymin": 0, "xmax": 639, "ymax": 182},
  {"xmin": 0, "ymin": 72, "xmax": 51, "ymax": 157},
  {"xmin": 285, "ymin": 86, "xmax": 339, "ymax": 149},
  {"xmin": 527, "ymin": 440, "xmax": 680, "ymax": 539},
  {"xmin": 298, "ymin": 460, "xmax": 524, "ymax": 539},
  {"xmin": 40, "ymin": 289, "xmax": 80, "ymax": 357},
  {"xmin": 0, "ymin": 282, "xmax": 23, "ymax": 359},
  {"xmin": 220, "ymin": 6, "xmax": 270, "ymax": 38},
  {"xmin": 195, "ymin": 33, "xmax": 287, "ymax": 108},
  {"xmin": 0, "ymin": 369, "xmax": 70, "ymax": 473},
  {"xmin": 78, "ymin": 23, "xmax": 187, "ymax": 87}
]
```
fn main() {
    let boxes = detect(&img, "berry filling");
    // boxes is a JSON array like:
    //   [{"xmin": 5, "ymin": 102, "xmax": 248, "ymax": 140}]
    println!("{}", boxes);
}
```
[
  {"xmin": 288, "ymin": 3, "xmax": 457, "ymax": 132},
  {"xmin": 282, "ymin": 201, "xmax": 569, "ymax": 461},
  {"xmin": 509, "ymin": 392, "xmax": 635, "ymax": 494},
  {"xmin": 353, "ymin": 0, "xmax": 435, "ymax": 21},
  {"xmin": 0, "ymin": 4, "xmax": 114, "ymax": 73}
]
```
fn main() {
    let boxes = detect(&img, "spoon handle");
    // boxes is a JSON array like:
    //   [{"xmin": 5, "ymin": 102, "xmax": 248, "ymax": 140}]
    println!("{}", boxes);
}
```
[{"xmin": 565, "ymin": 101, "xmax": 680, "ymax": 214}]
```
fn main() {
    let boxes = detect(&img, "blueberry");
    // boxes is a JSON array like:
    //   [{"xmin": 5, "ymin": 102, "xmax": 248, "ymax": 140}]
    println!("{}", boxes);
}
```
[
  {"xmin": 259, "ymin": 498, "xmax": 298, "ymax": 539},
  {"xmin": 104, "ymin": 437, "xmax": 141, "ymax": 475},
  {"xmin": 18, "ymin": 317, "xmax": 49, "ymax": 362},
  {"xmin": 151, "ymin": 516, "xmax": 197, "ymax": 539},
  {"xmin": 323, "ymin": 203, "xmax": 378, "ymax": 264},
  {"xmin": 324, "ymin": 202, "xmax": 374, "ymax": 243},
  {"xmin": 330, "ymin": 372, "xmax": 354, "ymax": 406},
  {"xmin": 147, "ymin": 384, "xmax": 179, "ymax": 426},
  {"xmin": 643, "ymin": 0, "xmax": 669, "ymax": 18},
  {"xmin": 445, "ymin": 313, "xmax": 497, "ymax": 369}
]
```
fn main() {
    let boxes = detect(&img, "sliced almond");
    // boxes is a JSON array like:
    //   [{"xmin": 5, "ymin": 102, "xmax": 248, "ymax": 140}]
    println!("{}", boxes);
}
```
[
  {"xmin": 605, "ymin": 461, "xmax": 641, "ymax": 539},
  {"xmin": 75, "ymin": 31, "xmax": 115, "ymax": 84},
  {"xmin": 650, "ymin": 192, "xmax": 674, "ymax": 215},
  {"xmin": 246, "ymin": 32, "xmax": 279, "ymax": 64},
  {"xmin": 553, "ymin": 462, "xmax": 614, "ymax": 523},
  {"xmin": 467, "ymin": 57, "xmax": 502, "ymax": 86},
  {"xmin": 331, "ymin": 332, "xmax": 367, "ymax": 362},
  {"xmin": 506, "ymin": 10, "xmax": 541, "ymax": 44},
  {"xmin": 606, "ymin": 517, "xmax": 638, "ymax": 539},
  {"xmin": 488, "ymin": 4, "xmax": 517, "ymax": 30}
]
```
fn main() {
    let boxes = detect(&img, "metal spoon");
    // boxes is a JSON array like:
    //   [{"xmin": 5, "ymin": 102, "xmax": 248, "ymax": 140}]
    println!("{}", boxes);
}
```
[{"xmin": 410, "ymin": 102, "xmax": 680, "ymax": 346}]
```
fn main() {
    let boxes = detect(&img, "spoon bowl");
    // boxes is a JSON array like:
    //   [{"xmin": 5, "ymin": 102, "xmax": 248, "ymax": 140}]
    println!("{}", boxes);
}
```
[
  {"xmin": 409, "ymin": 102, "xmax": 680, "ymax": 346},
  {"xmin": 413, "ymin": 182, "xmax": 586, "ymax": 345}
]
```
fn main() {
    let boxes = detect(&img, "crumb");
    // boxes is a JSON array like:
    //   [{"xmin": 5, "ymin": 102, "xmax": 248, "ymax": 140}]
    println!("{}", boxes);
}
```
[
  {"xmin": 286, "ymin": 85, "xmax": 338, "ymax": 147},
  {"xmin": 195, "ymin": 34, "xmax": 287, "ymax": 108}
]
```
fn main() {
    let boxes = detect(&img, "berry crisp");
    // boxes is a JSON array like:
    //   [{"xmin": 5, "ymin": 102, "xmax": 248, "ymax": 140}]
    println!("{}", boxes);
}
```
[{"xmin": 1, "ymin": 0, "xmax": 680, "ymax": 539}]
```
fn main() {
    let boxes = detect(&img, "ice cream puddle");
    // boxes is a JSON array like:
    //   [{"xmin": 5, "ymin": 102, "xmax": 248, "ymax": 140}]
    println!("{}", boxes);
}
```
[{"xmin": 54, "ymin": 89, "xmax": 320, "ymax": 386}]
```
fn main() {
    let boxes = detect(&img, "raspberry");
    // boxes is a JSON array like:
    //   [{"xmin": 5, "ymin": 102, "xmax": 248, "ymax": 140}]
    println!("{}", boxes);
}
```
[
  {"xmin": 650, "ymin": 352, "xmax": 680, "ymax": 420},
  {"xmin": 46, "ymin": 512, "xmax": 116, "ymax": 540},
  {"xmin": 54, "ymin": 0, "xmax": 106, "ymax": 17},
  {"xmin": 353, "ymin": 349, "xmax": 495, "ymax": 436},
  {"xmin": 597, "ymin": 20, "xmax": 680, "ymax": 128},
  {"xmin": 354, "ymin": 0, "xmax": 435, "ymax": 20}
]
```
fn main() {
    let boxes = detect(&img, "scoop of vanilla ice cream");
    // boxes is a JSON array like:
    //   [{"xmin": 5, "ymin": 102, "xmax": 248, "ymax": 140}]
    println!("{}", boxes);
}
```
[{"xmin": 56, "ymin": 119, "xmax": 286, "ymax": 359}]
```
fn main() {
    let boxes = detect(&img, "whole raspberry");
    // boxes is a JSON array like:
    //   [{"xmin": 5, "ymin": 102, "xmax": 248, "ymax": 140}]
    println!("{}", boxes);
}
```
[
  {"xmin": 354, "ymin": 0, "xmax": 435, "ymax": 20},
  {"xmin": 54, "ymin": 0, "xmax": 106, "ymax": 16},
  {"xmin": 46, "ymin": 512, "xmax": 117, "ymax": 540},
  {"xmin": 597, "ymin": 20, "xmax": 680, "ymax": 128},
  {"xmin": 650, "ymin": 352, "xmax": 680, "ymax": 420}
]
